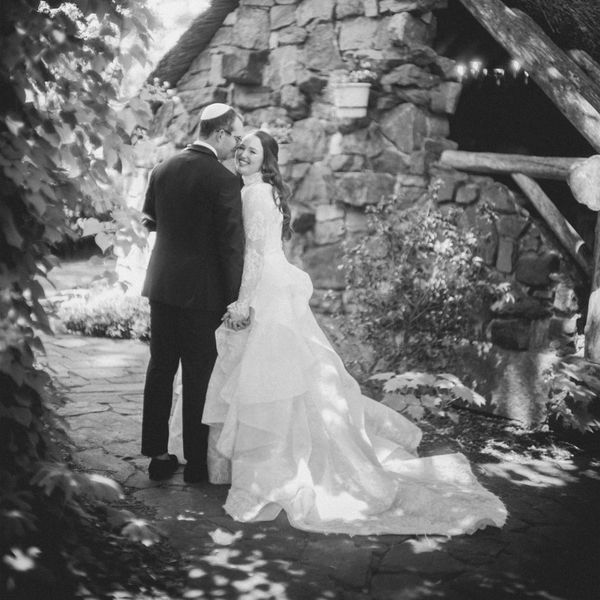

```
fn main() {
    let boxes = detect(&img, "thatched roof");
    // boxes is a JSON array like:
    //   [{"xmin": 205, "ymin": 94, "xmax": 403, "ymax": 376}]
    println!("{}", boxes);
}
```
[
  {"xmin": 147, "ymin": 0, "xmax": 239, "ymax": 86},
  {"xmin": 508, "ymin": 0, "xmax": 600, "ymax": 62}
]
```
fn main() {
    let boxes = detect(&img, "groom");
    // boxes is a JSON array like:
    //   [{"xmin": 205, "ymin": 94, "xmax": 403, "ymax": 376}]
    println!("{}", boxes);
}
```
[{"xmin": 141, "ymin": 103, "xmax": 245, "ymax": 482}]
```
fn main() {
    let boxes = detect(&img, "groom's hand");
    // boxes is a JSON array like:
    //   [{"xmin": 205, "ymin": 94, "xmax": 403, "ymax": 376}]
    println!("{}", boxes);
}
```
[{"xmin": 222, "ymin": 311, "xmax": 250, "ymax": 331}]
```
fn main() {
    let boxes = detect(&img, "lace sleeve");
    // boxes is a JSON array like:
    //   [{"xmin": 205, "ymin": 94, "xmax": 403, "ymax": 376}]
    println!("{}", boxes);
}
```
[{"xmin": 227, "ymin": 185, "xmax": 273, "ymax": 321}]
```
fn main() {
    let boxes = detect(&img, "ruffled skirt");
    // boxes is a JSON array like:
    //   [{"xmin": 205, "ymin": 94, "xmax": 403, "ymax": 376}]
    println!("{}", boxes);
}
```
[{"xmin": 193, "ymin": 254, "xmax": 507, "ymax": 535}]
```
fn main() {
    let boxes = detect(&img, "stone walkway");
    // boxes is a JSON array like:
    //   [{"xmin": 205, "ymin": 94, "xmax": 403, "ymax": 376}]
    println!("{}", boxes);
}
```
[{"xmin": 40, "ymin": 333, "xmax": 600, "ymax": 600}]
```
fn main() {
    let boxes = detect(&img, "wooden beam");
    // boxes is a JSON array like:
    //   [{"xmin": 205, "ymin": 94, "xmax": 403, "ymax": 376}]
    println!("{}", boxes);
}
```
[
  {"xmin": 440, "ymin": 150, "xmax": 583, "ymax": 180},
  {"xmin": 457, "ymin": 0, "xmax": 600, "ymax": 152},
  {"xmin": 511, "ymin": 173, "xmax": 591, "ymax": 277},
  {"xmin": 568, "ymin": 50, "xmax": 600, "ymax": 85},
  {"xmin": 585, "ymin": 214, "xmax": 600, "ymax": 363}
]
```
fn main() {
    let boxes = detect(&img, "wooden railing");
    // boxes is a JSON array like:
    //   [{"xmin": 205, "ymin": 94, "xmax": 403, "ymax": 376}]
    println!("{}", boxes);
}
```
[
  {"xmin": 455, "ymin": 0, "xmax": 600, "ymax": 362},
  {"xmin": 440, "ymin": 150, "xmax": 592, "ymax": 276}
]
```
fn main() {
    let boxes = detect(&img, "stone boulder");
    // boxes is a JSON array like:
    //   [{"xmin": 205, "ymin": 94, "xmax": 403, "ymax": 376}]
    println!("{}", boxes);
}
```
[
  {"xmin": 274, "ymin": 25, "xmax": 308, "ymax": 45},
  {"xmin": 380, "ymin": 103, "xmax": 427, "ymax": 152},
  {"xmin": 430, "ymin": 81, "xmax": 463, "ymax": 114},
  {"xmin": 455, "ymin": 182, "xmax": 479, "ymax": 205},
  {"xmin": 304, "ymin": 23, "xmax": 344, "ymax": 71},
  {"xmin": 270, "ymin": 4, "xmax": 296, "ymax": 29},
  {"xmin": 379, "ymin": 0, "xmax": 447, "ymax": 13},
  {"xmin": 296, "ymin": 0, "xmax": 335, "ymax": 27},
  {"xmin": 232, "ymin": 6, "xmax": 271, "ymax": 50},
  {"xmin": 381, "ymin": 64, "xmax": 440, "ymax": 88},
  {"xmin": 221, "ymin": 50, "xmax": 268, "ymax": 85},
  {"xmin": 291, "ymin": 118, "xmax": 329, "ymax": 162},
  {"xmin": 496, "ymin": 236, "xmax": 517, "ymax": 273},
  {"xmin": 280, "ymin": 84, "xmax": 310, "ymax": 119},
  {"xmin": 496, "ymin": 214, "xmax": 530, "ymax": 239},
  {"xmin": 335, "ymin": 0, "xmax": 364, "ymax": 19},
  {"xmin": 177, "ymin": 87, "xmax": 228, "ymax": 115},
  {"xmin": 371, "ymin": 147, "xmax": 411, "ymax": 175},
  {"xmin": 264, "ymin": 45, "xmax": 302, "ymax": 88},
  {"xmin": 327, "ymin": 153, "xmax": 366, "ymax": 172},
  {"xmin": 515, "ymin": 252, "xmax": 561, "ymax": 287},
  {"xmin": 232, "ymin": 85, "xmax": 273, "ymax": 109},
  {"xmin": 388, "ymin": 12, "xmax": 435, "ymax": 48},
  {"xmin": 339, "ymin": 17, "xmax": 380, "ymax": 51},
  {"xmin": 332, "ymin": 172, "xmax": 396, "ymax": 206},
  {"xmin": 294, "ymin": 163, "xmax": 333, "ymax": 210},
  {"xmin": 480, "ymin": 182, "xmax": 517, "ymax": 213},
  {"xmin": 395, "ymin": 173, "xmax": 429, "ymax": 203}
]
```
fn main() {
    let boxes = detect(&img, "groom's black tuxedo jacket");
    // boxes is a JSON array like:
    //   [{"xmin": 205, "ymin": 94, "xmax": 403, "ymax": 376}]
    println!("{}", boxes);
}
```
[{"xmin": 141, "ymin": 144, "xmax": 244, "ymax": 311}]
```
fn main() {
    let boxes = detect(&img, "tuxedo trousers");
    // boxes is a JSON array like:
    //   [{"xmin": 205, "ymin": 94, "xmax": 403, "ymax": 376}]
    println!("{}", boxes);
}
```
[{"xmin": 142, "ymin": 300, "xmax": 222, "ymax": 464}]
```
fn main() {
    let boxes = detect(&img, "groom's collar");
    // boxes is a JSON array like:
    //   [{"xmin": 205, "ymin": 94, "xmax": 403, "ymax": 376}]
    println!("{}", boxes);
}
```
[{"xmin": 188, "ymin": 140, "xmax": 218, "ymax": 158}]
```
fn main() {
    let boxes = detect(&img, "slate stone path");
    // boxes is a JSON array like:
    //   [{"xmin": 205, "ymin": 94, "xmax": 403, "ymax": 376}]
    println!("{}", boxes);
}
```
[{"xmin": 40, "ymin": 333, "xmax": 600, "ymax": 600}]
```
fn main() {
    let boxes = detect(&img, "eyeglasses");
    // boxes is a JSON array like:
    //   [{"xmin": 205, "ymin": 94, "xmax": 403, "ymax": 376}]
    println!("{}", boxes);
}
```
[{"xmin": 221, "ymin": 129, "xmax": 242, "ymax": 146}]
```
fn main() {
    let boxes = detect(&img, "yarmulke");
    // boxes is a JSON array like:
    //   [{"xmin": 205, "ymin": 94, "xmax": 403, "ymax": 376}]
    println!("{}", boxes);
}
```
[{"xmin": 200, "ymin": 103, "xmax": 232, "ymax": 121}]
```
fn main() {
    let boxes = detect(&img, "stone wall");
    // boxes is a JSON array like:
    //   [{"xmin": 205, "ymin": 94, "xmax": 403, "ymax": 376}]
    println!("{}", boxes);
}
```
[{"xmin": 146, "ymin": 0, "xmax": 583, "ymax": 355}]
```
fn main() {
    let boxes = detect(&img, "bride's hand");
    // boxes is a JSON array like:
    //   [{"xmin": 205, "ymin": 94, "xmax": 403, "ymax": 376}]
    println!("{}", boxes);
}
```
[{"xmin": 222, "ymin": 311, "xmax": 250, "ymax": 331}]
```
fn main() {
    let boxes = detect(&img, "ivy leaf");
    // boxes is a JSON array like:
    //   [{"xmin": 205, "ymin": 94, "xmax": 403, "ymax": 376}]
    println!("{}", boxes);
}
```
[
  {"xmin": 369, "ymin": 371, "xmax": 396, "ymax": 382},
  {"xmin": 95, "ymin": 230, "xmax": 114, "ymax": 253},
  {"xmin": 406, "ymin": 404, "xmax": 425, "ymax": 421},
  {"xmin": 79, "ymin": 473, "xmax": 123, "ymax": 502},
  {"xmin": 4, "ymin": 115, "xmax": 25, "ymax": 136},
  {"xmin": 452, "ymin": 385, "xmax": 486, "ymax": 407},
  {"xmin": 0, "ymin": 206, "xmax": 24, "ymax": 248},
  {"xmin": 381, "ymin": 391, "xmax": 410, "ymax": 411},
  {"xmin": 121, "ymin": 519, "xmax": 161, "ymax": 546},
  {"xmin": 106, "ymin": 507, "xmax": 135, "ymax": 529},
  {"xmin": 80, "ymin": 217, "xmax": 103, "ymax": 237}
]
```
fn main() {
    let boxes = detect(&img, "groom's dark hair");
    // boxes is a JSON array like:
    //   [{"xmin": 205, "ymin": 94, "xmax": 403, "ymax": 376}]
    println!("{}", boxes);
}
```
[{"xmin": 199, "ymin": 108, "xmax": 240, "ymax": 138}]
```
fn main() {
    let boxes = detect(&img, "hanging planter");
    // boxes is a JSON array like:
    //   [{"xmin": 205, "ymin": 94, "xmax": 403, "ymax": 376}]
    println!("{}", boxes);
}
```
[
  {"xmin": 332, "ymin": 82, "xmax": 371, "ymax": 118},
  {"xmin": 330, "ymin": 55, "xmax": 377, "ymax": 119}
]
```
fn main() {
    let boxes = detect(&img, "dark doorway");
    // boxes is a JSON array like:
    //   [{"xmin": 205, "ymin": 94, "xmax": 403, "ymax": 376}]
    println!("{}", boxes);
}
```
[{"xmin": 434, "ymin": 0, "xmax": 596, "ymax": 247}]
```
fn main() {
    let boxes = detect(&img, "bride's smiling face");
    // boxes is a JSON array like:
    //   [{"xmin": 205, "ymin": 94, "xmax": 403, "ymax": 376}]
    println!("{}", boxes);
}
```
[{"xmin": 235, "ymin": 134, "xmax": 264, "ymax": 176}]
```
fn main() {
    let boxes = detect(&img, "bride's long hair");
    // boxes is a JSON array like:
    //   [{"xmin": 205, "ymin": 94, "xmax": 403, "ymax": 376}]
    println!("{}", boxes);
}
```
[{"xmin": 254, "ymin": 130, "xmax": 292, "ymax": 241}]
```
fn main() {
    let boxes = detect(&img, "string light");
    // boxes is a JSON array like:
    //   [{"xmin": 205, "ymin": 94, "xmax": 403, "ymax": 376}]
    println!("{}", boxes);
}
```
[{"xmin": 455, "ymin": 58, "xmax": 529, "ymax": 85}]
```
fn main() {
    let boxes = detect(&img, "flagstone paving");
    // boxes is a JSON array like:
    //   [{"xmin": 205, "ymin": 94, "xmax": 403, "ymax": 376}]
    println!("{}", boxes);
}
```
[{"xmin": 40, "ymin": 332, "xmax": 600, "ymax": 600}]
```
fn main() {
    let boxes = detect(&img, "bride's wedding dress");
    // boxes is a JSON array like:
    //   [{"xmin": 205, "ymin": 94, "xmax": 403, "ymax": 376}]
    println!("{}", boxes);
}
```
[{"xmin": 172, "ymin": 173, "xmax": 507, "ymax": 536}]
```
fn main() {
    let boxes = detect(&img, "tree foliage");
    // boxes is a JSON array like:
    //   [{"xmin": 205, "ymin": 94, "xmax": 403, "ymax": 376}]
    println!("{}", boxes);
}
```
[{"xmin": 1, "ymin": 1, "xmax": 157, "ymax": 596}]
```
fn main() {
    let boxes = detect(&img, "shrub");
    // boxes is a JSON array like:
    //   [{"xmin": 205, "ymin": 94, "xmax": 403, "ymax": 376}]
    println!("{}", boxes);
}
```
[
  {"xmin": 341, "ymin": 193, "xmax": 504, "ymax": 372},
  {"xmin": 56, "ymin": 289, "xmax": 150, "ymax": 341},
  {"xmin": 371, "ymin": 370, "xmax": 486, "ymax": 424},
  {"xmin": 544, "ymin": 359, "xmax": 600, "ymax": 433}
]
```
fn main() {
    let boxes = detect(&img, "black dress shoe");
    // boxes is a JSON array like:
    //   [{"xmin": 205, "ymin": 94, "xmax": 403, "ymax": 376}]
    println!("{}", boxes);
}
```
[
  {"xmin": 148, "ymin": 454, "xmax": 179, "ymax": 481},
  {"xmin": 183, "ymin": 462, "xmax": 209, "ymax": 483}
]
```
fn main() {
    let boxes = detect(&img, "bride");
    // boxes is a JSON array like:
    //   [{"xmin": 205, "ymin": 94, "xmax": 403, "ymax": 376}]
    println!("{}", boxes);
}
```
[{"xmin": 171, "ymin": 130, "xmax": 507, "ymax": 536}]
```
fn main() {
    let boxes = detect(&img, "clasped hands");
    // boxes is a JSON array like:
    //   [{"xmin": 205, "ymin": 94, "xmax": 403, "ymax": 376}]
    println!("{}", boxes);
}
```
[{"xmin": 222, "ymin": 311, "xmax": 250, "ymax": 331}]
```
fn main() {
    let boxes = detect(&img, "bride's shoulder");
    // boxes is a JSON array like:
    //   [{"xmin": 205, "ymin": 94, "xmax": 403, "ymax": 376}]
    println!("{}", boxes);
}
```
[{"xmin": 242, "ymin": 181, "xmax": 273, "ymax": 202}]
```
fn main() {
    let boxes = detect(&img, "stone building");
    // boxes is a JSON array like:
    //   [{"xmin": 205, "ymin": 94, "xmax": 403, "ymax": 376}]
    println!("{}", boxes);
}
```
[{"xmin": 138, "ymin": 0, "xmax": 594, "ymax": 375}]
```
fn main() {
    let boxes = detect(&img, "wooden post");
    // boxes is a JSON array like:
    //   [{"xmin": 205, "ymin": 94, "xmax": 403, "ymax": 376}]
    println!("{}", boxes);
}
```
[
  {"xmin": 458, "ymin": 0, "xmax": 600, "ymax": 362},
  {"xmin": 585, "ymin": 215, "xmax": 600, "ymax": 363},
  {"xmin": 511, "ymin": 173, "xmax": 591, "ymax": 277},
  {"xmin": 440, "ymin": 150, "xmax": 583, "ymax": 180},
  {"xmin": 568, "ymin": 50, "xmax": 600, "ymax": 84}
]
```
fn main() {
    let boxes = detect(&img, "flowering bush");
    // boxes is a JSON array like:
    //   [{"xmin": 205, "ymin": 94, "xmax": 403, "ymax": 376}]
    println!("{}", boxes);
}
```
[
  {"xmin": 56, "ymin": 289, "xmax": 150, "ymax": 341},
  {"xmin": 341, "ymin": 193, "xmax": 504, "ymax": 372},
  {"xmin": 331, "ymin": 54, "xmax": 377, "ymax": 84}
]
